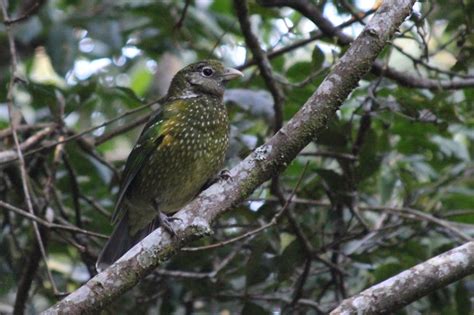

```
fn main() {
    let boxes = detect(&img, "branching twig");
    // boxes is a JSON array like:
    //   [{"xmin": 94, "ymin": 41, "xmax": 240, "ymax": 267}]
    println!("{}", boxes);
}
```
[
  {"xmin": 218, "ymin": 293, "xmax": 326, "ymax": 313},
  {"xmin": 1, "ymin": 0, "xmax": 62, "ymax": 296},
  {"xmin": 3, "ymin": 0, "xmax": 45, "ymax": 25},
  {"xmin": 0, "ymin": 127, "xmax": 55, "ymax": 163},
  {"xmin": 0, "ymin": 201, "xmax": 108, "ymax": 238},
  {"xmin": 174, "ymin": 0, "xmax": 191, "ymax": 29},
  {"xmin": 234, "ymin": 0, "xmax": 285, "ymax": 132},
  {"xmin": 259, "ymin": 0, "xmax": 474, "ymax": 90},
  {"xmin": 237, "ymin": 8, "xmax": 376, "ymax": 71},
  {"xmin": 158, "ymin": 241, "xmax": 246, "ymax": 279},
  {"xmin": 0, "ymin": 100, "xmax": 158, "ymax": 165},
  {"xmin": 94, "ymin": 113, "xmax": 150, "ymax": 146}
]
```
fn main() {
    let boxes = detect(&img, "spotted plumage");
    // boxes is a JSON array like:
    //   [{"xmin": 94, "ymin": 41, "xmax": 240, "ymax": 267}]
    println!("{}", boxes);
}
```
[{"xmin": 97, "ymin": 60, "xmax": 243, "ymax": 271}]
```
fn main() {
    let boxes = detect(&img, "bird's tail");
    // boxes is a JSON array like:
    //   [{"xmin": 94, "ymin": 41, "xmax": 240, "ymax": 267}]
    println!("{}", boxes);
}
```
[{"xmin": 96, "ymin": 214, "xmax": 158, "ymax": 272}]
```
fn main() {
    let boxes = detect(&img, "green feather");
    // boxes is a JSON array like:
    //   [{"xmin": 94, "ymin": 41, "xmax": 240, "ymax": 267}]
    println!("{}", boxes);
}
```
[{"xmin": 111, "ymin": 109, "xmax": 165, "ymax": 224}]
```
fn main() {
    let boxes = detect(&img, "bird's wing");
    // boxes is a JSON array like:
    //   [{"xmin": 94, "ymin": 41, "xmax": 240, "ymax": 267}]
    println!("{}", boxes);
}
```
[{"xmin": 110, "ymin": 107, "xmax": 166, "ymax": 224}]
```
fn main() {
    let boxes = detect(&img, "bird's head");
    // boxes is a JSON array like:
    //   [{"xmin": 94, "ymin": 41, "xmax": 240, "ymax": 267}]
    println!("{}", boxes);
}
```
[{"xmin": 167, "ymin": 60, "xmax": 243, "ymax": 99}]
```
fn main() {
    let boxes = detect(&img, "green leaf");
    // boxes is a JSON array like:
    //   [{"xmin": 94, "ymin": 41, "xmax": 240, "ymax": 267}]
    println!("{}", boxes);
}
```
[
  {"xmin": 129, "ymin": 63, "xmax": 154, "ymax": 97},
  {"xmin": 312, "ymin": 45, "xmax": 325, "ymax": 70},
  {"xmin": 277, "ymin": 239, "xmax": 305, "ymax": 282},
  {"xmin": 454, "ymin": 281, "xmax": 471, "ymax": 315},
  {"xmin": 241, "ymin": 302, "xmax": 271, "ymax": 315},
  {"xmin": 245, "ymin": 237, "xmax": 273, "ymax": 286},
  {"xmin": 373, "ymin": 262, "xmax": 403, "ymax": 283},
  {"xmin": 286, "ymin": 61, "xmax": 313, "ymax": 82}
]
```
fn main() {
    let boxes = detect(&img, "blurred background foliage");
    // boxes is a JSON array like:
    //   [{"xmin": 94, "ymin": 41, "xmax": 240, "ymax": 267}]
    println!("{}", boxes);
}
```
[{"xmin": 0, "ymin": 0, "xmax": 473, "ymax": 314}]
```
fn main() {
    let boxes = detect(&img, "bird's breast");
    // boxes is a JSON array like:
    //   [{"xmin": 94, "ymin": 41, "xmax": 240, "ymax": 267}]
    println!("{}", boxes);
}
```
[{"xmin": 130, "ymin": 100, "xmax": 229, "ymax": 215}]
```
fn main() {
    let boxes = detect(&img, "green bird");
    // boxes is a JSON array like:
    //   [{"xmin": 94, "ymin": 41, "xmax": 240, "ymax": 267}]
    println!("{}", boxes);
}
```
[{"xmin": 96, "ymin": 60, "xmax": 243, "ymax": 271}]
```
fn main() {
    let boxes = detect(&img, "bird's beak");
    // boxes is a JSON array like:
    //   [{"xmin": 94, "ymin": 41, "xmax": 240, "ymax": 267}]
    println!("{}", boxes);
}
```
[{"xmin": 222, "ymin": 67, "xmax": 244, "ymax": 81}]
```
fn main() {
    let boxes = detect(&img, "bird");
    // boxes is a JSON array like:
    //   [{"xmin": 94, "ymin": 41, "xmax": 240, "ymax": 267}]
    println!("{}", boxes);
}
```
[{"xmin": 96, "ymin": 60, "xmax": 243, "ymax": 271}]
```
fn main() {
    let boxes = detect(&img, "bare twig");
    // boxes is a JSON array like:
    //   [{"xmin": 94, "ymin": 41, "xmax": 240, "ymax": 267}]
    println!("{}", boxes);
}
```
[
  {"xmin": 158, "ymin": 241, "xmax": 245, "ymax": 279},
  {"xmin": 0, "ymin": 127, "xmax": 55, "ymax": 163},
  {"xmin": 0, "ymin": 100, "xmax": 158, "ymax": 165},
  {"xmin": 218, "ymin": 293, "xmax": 326, "ymax": 313},
  {"xmin": 299, "ymin": 150, "xmax": 356, "ymax": 160},
  {"xmin": 234, "ymin": 0, "xmax": 285, "ymax": 132},
  {"xmin": 0, "ymin": 201, "xmax": 108, "ymax": 238},
  {"xmin": 0, "ymin": 123, "xmax": 54, "ymax": 138},
  {"xmin": 237, "ymin": 8, "xmax": 376, "ymax": 71},
  {"xmin": 288, "ymin": 258, "xmax": 312, "ymax": 310},
  {"xmin": 174, "ymin": 0, "xmax": 191, "ymax": 29},
  {"xmin": 94, "ymin": 113, "xmax": 150, "ymax": 146},
  {"xmin": 13, "ymin": 224, "xmax": 46, "ymax": 315},
  {"xmin": 368, "ymin": 206, "xmax": 473, "ymax": 242},
  {"xmin": 247, "ymin": 197, "xmax": 473, "ymax": 242},
  {"xmin": 79, "ymin": 194, "xmax": 111, "ymax": 218},
  {"xmin": 259, "ymin": 0, "xmax": 474, "ymax": 90},
  {"xmin": 1, "ymin": 0, "xmax": 63, "ymax": 296},
  {"xmin": 3, "ymin": 0, "xmax": 45, "ymax": 25}
]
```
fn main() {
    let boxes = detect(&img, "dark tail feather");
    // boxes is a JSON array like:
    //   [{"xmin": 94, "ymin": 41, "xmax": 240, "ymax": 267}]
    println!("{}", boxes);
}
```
[{"xmin": 96, "ymin": 214, "xmax": 158, "ymax": 272}]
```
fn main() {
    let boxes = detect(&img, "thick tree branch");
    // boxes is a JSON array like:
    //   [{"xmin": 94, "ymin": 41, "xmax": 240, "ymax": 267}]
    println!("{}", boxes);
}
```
[
  {"xmin": 330, "ymin": 241, "xmax": 474, "ymax": 314},
  {"xmin": 42, "ymin": 1, "xmax": 417, "ymax": 313}
]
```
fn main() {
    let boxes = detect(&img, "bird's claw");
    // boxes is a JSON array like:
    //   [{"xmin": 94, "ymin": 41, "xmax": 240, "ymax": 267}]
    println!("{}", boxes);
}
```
[
  {"xmin": 218, "ymin": 169, "xmax": 232, "ymax": 181},
  {"xmin": 158, "ymin": 211, "xmax": 181, "ymax": 237}
]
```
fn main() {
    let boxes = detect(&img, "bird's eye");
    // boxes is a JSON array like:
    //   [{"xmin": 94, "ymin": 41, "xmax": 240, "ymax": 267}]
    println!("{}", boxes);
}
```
[{"xmin": 202, "ymin": 67, "xmax": 214, "ymax": 77}]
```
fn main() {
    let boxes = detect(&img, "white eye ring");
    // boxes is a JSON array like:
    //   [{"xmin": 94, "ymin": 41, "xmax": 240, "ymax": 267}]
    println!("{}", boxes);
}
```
[{"xmin": 201, "ymin": 67, "xmax": 214, "ymax": 77}]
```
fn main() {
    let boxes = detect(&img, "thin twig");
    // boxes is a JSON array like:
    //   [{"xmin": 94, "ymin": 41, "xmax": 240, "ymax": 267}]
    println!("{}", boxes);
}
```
[
  {"xmin": 260, "ymin": 0, "xmax": 474, "ymax": 90},
  {"xmin": 0, "ymin": 0, "xmax": 63, "ymax": 295},
  {"xmin": 3, "ymin": 0, "xmax": 44, "ymax": 25},
  {"xmin": 299, "ymin": 150, "xmax": 356, "ymax": 160},
  {"xmin": 94, "ymin": 113, "xmax": 150, "ymax": 146},
  {"xmin": 0, "ymin": 126, "xmax": 55, "ymax": 163},
  {"xmin": 158, "ymin": 241, "xmax": 246, "ymax": 279},
  {"xmin": 0, "ymin": 123, "xmax": 54, "ymax": 138},
  {"xmin": 237, "ymin": 8, "xmax": 376, "ymax": 70},
  {"xmin": 79, "ymin": 194, "xmax": 111, "ymax": 218},
  {"xmin": 0, "ymin": 100, "xmax": 159, "ymax": 165},
  {"xmin": 174, "ymin": 0, "xmax": 191, "ymax": 29},
  {"xmin": 0, "ymin": 201, "xmax": 108, "ymax": 239},
  {"xmin": 288, "ymin": 257, "xmax": 312, "ymax": 310},
  {"xmin": 218, "ymin": 293, "xmax": 326, "ymax": 313},
  {"xmin": 246, "ymin": 197, "xmax": 472, "ymax": 242},
  {"xmin": 234, "ymin": 0, "xmax": 285, "ymax": 132}
]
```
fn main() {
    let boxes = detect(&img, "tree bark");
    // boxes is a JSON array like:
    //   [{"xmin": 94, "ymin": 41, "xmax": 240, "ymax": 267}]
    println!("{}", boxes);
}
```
[{"xmin": 330, "ymin": 242, "xmax": 474, "ymax": 314}]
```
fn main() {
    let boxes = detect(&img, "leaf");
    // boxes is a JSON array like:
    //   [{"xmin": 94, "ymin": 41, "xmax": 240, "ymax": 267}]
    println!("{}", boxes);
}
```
[
  {"xmin": 454, "ymin": 281, "xmax": 471, "ymax": 315},
  {"xmin": 373, "ymin": 262, "xmax": 403, "ymax": 283},
  {"xmin": 277, "ymin": 239, "xmax": 305, "ymax": 282},
  {"xmin": 312, "ymin": 45, "xmax": 325, "ymax": 70},
  {"xmin": 245, "ymin": 239, "xmax": 272, "ymax": 286},
  {"xmin": 224, "ymin": 88, "xmax": 274, "ymax": 120},
  {"xmin": 241, "ymin": 302, "xmax": 271, "ymax": 315},
  {"xmin": 286, "ymin": 61, "xmax": 313, "ymax": 82},
  {"xmin": 129, "ymin": 62, "xmax": 154, "ymax": 97}
]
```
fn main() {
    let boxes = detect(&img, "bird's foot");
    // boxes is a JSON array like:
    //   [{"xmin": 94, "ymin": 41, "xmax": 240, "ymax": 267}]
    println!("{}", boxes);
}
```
[
  {"xmin": 200, "ymin": 169, "xmax": 233, "ymax": 191},
  {"xmin": 218, "ymin": 169, "xmax": 232, "ymax": 181},
  {"xmin": 157, "ymin": 211, "xmax": 182, "ymax": 237}
]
